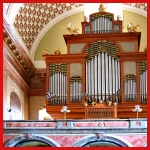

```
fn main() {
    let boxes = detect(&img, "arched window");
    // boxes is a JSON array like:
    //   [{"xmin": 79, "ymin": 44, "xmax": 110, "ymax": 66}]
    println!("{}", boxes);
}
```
[
  {"xmin": 15, "ymin": 140, "xmax": 52, "ymax": 147},
  {"xmin": 82, "ymin": 140, "xmax": 121, "ymax": 147},
  {"xmin": 72, "ymin": 135, "xmax": 132, "ymax": 147},
  {"xmin": 10, "ymin": 91, "xmax": 21, "ymax": 120},
  {"xmin": 4, "ymin": 135, "xmax": 61, "ymax": 147}
]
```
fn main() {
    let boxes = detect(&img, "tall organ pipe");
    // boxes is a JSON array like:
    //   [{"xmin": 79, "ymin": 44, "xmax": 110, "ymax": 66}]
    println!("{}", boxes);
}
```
[
  {"xmin": 49, "ymin": 64, "xmax": 67, "ymax": 105},
  {"xmin": 85, "ymin": 41, "xmax": 121, "ymax": 103}
]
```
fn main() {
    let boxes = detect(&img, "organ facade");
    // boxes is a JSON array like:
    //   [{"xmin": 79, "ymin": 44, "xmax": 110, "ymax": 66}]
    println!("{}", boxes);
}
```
[{"xmin": 43, "ymin": 9, "xmax": 147, "ymax": 119}]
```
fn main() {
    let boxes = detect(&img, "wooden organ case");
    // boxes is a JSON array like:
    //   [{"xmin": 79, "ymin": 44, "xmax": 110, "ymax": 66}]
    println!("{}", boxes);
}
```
[{"xmin": 43, "ymin": 10, "xmax": 147, "ymax": 119}]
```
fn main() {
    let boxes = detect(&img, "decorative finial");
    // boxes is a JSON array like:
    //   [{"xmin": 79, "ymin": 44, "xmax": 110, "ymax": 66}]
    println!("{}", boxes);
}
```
[
  {"xmin": 132, "ymin": 105, "xmax": 142, "ymax": 118},
  {"xmin": 116, "ymin": 15, "xmax": 122, "ymax": 21},
  {"xmin": 44, "ymin": 48, "xmax": 50, "ymax": 55},
  {"xmin": 61, "ymin": 106, "xmax": 70, "ymax": 119},
  {"xmin": 98, "ymin": 3, "xmax": 107, "ymax": 12},
  {"xmin": 54, "ymin": 47, "xmax": 61, "ymax": 54},
  {"xmin": 113, "ymin": 102, "xmax": 118, "ymax": 106},
  {"xmin": 107, "ymin": 100, "xmax": 112, "ymax": 106},
  {"xmin": 84, "ymin": 16, "xmax": 87, "ymax": 22},
  {"xmin": 99, "ymin": 100, "xmax": 103, "ymax": 103}
]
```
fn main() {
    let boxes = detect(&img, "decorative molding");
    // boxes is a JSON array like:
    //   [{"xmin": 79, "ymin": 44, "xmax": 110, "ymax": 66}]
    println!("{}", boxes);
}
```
[
  {"xmin": 5, "ymin": 122, "xmax": 56, "ymax": 128},
  {"xmin": 118, "ymin": 52, "xmax": 147, "ymax": 61},
  {"xmin": 4, "ymin": 119, "xmax": 147, "ymax": 130},
  {"xmin": 4, "ymin": 24, "xmax": 35, "ymax": 78}
]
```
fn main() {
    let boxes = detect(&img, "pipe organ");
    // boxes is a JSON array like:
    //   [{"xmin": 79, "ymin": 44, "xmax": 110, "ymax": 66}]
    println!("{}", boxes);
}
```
[
  {"xmin": 82, "ymin": 12, "xmax": 122, "ymax": 34},
  {"xmin": 85, "ymin": 41, "xmax": 121, "ymax": 104},
  {"xmin": 43, "ymin": 9, "xmax": 147, "ymax": 119}
]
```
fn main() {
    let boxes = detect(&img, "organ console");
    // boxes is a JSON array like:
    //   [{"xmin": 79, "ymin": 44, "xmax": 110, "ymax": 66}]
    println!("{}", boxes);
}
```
[{"xmin": 43, "ymin": 5, "xmax": 147, "ymax": 119}]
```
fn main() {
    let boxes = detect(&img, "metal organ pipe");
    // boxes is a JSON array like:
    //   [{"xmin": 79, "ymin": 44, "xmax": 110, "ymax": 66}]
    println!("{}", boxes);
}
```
[
  {"xmin": 139, "ymin": 61, "xmax": 147, "ymax": 103},
  {"xmin": 65, "ymin": 75, "xmax": 67, "ymax": 103},
  {"xmin": 124, "ymin": 74, "xmax": 137, "ymax": 101},
  {"xmin": 140, "ymin": 73, "xmax": 143, "ymax": 102},
  {"xmin": 97, "ymin": 17, "xmax": 100, "ymax": 33},
  {"xmin": 91, "ymin": 15, "xmax": 113, "ymax": 34},
  {"xmin": 85, "ymin": 41, "xmax": 121, "ymax": 103},
  {"xmin": 144, "ymin": 71, "xmax": 146, "ymax": 101},
  {"xmin": 145, "ymin": 70, "xmax": 147, "ymax": 101},
  {"xmin": 102, "ymin": 52, "xmax": 105, "ymax": 100},
  {"xmin": 130, "ymin": 79, "xmax": 133, "ymax": 100},
  {"xmin": 70, "ymin": 76, "xmax": 82, "ymax": 102},
  {"xmin": 49, "ymin": 64, "xmax": 67, "ymax": 105},
  {"xmin": 84, "ymin": 13, "xmax": 121, "ymax": 34},
  {"xmin": 100, "ymin": 53, "xmax": 102, "ymax": 100}
]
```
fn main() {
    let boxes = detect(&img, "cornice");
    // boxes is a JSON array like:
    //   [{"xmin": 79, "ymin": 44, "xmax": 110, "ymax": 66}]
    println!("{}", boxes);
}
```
[{"xmin": 4, "ymin": 18, "xmax": 36, "ymax": 79}]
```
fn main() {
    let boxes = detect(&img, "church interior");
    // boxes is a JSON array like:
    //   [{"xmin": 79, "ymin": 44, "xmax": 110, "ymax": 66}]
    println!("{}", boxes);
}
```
[{"xmin": 3, "ymin": 3, "xmax": 147, "ymax": 147}]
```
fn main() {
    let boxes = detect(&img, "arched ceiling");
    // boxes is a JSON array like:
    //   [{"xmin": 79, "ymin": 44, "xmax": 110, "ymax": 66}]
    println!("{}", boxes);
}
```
[
  {"xmin": 3, "ymin": 3, "xmax": 147, "ymax": 66},
  {"xmin": 13, "ymin": 3, "xmax": 84, "ymax": 50}
]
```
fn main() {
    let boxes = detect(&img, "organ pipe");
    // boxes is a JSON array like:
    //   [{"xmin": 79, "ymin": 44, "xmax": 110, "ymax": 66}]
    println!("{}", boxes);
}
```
[
  {"xmin": 70, "ymin": 76, "xmax": 82, "ymax": 102},
  {"xmin": 139, "ymin": 61, "xmax": 147, "ymax": 103},
  {"xmin": 124, "ymin": 74, "xmax": 137, "ymax": 101},
  {"xmin": 48, "ymin": 64, "xmax": 67, "ymax": 105},
  {"xmin": 85, "ymin": 41, "xmax": 121, "ymax": 104},
  {"xmin": 91, "ymin": 15, "xmax": 113, "ymax": 33}
]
